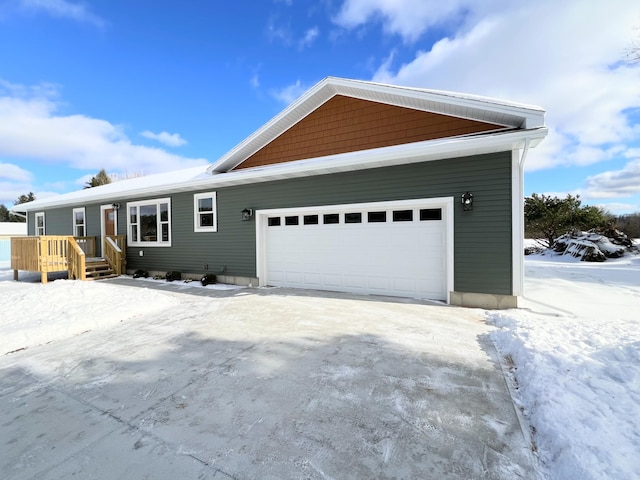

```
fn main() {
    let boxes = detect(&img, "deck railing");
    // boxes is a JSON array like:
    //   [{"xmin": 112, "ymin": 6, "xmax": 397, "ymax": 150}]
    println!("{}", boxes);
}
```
[
  {"xmin": 11, "ymin": 235, "xmax": 126, "ymax": 283},
  {"xmin": 104, "ymin": 235, "xmax": 127, "ymax": 275},
  {"xmin": 74, "ymin": 236, "xmax": 96, "ymax": 257},
  {"xmin": 67, "ymin": 237, "xmax": 86, "ymax": 281}
]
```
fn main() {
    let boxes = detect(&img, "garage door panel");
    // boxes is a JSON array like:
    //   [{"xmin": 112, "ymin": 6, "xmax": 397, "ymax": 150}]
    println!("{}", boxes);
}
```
[{"xmin": 263, "ymin": 203, "xmax": 447, "ymax": 300}]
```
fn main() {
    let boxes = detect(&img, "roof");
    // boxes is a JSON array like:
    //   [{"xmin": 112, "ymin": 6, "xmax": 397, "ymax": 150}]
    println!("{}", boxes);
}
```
[{"xmin": 12, "ymin": 77, "xmax": 547, "ymax": 213}]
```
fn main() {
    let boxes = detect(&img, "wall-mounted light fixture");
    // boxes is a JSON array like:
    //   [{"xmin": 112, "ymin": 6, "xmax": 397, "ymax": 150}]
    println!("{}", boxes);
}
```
[
  {"xmin": 241, "ymin": 208, "xmax": 254, "ymax": 221},
  {"xmin": 461, "ymin": 192, "xmax": 473, "ymax": 211},
  {"xmin": 112, "ymin": 203, "xmax": 120, "ymax": 210}
]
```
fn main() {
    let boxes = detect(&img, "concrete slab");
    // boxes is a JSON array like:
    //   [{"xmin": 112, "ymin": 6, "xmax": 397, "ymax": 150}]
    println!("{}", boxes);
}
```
[{"xmin": 0, "ymin": 287, "xmax": 537, "ymax": 479}]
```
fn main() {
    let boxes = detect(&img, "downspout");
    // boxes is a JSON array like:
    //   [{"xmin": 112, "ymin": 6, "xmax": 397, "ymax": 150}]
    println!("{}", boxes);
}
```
[{"xmin": 516, "ymin": 138, "xmax": 531, "ymax": 298}]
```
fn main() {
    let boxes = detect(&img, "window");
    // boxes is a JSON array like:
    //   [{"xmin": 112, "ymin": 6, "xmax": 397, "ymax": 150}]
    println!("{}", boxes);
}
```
[
  {"xmin": 194, "ymin": 192, "xmax": 217, "ymax": 232},
  {"xmin": 420, "ymin": 208, "xmax": 442, "ymax": 221},
  {"xmin": 268, "ymin": 217, "xmax": 281, "ymax": 226},
  {"xmin": 393, "ymin": 210, "xmax": 413, "ymax": 222},
  {"xmin": 285, "ymin": 216, "xmax": 299, "ymax": 226},
  {"xmin": 345, "ymin": 212, "xmax": 362, "ymax": 224},
  {"xmin": 323, "ymin": 213, "xmax": 339, "ymax": 224},
  {"xmin": 73, "ymin": 208, "xmax": 86, "ymax": 237},
  {"xmin": 367, "ymin": 211, "xmax": 387, "ymax": 223},
  {"xmin": 303, "ymin": 215, "xmax": 319, "ymax": 225},
  {"xmin": 35, "ymin": 212, "xmax": 45, "ymax": 235},
  {"xmin": 127, "ymin": 198, "xmax": 171, "ymax": 246}
]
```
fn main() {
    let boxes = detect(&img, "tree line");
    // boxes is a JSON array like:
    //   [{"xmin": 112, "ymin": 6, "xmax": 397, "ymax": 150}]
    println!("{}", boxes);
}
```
[{"xmin": 525, "ymin": 193, "xmax": 640, "ymax": 245}]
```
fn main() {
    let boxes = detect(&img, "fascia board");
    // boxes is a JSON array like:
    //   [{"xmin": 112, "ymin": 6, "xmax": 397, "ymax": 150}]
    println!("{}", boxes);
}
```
[{"xmin": 13, "ymin": 128, "xmax": 547, "ymax": 212}]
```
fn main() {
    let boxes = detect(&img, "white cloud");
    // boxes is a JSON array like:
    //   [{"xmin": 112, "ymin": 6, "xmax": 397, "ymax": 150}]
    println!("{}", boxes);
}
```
[
  {"xmin": 584, "ymin": 159, "xmax": 640, "ymax": 199},
  {"xmin": 359, "ymin": 0, "xmax": 640, "ymax": 178},
  {"xmin": 0, "ymin": 81, "xmax": 208, "ymax": 181},
  {"xmin": 333, "ymin": 0, "xmax": 483, "ymax": 43},
  {"xmin": 19, "ymin": 0, "xmax": 105, "ymax": 27},
  {"xmin": 140, "ymin": 130, "xmax": 187, "ymax": 147},
  {"xmin": 270, "ymin": 79, "xmax": 309, "ymax": 104},
  {"xmin": 0, "ymin": 162, "xmax": 32, "ymax": 182},
  {"xmin": 299, "ymin": 26, "xmax": 319, "ymax": 49},
  {"xmin": 267, "ymin": 15, "xmax": 292, "ymax": 45}
]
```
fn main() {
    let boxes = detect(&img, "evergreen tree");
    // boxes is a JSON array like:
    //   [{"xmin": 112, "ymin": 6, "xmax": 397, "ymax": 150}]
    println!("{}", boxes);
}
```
[
  {"xmin": 84, "ymin": 169, "xmax": 112, "ymax": 188},
  {"xmin": 524, "ymin": 194, "xmax": 608, "ymax": 246}
]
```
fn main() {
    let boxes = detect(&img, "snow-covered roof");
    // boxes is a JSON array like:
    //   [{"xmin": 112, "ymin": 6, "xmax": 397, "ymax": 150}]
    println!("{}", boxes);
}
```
[
  {"xmin": 208, "ymin": 76, "xmax": 546, "ymax": 173},
  {"xmin": 12, "ymin": 77, "xmax": 547, "ymax": 212}
]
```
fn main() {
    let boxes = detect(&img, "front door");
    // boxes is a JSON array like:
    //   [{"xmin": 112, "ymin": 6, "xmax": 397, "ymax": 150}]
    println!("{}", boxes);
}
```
[
  {"xmin": 104, "ymin": 208, "xmax": 116, "ymax": 236},
  {"xmin": 100, "ymin": 205, "xmax": 118, "ymax": 257}
]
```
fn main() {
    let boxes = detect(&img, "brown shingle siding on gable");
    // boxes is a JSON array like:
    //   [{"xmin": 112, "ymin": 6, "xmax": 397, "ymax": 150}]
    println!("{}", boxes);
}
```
[{"xmin": 233, "ymin": 95, "xmax": 504, "ymax": 170}]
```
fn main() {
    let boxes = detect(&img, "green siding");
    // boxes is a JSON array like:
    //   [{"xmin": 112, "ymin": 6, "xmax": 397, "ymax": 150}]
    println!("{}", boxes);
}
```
[{"xmin": 29, "ymin": 151, "xmax": 514, "ymax": 295}]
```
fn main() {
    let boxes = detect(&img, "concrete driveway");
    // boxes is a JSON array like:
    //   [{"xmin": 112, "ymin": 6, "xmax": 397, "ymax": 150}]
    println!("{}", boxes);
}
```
[{"xmin": 0, "ymin": 282, "xmax": 536, "ymax": 479}]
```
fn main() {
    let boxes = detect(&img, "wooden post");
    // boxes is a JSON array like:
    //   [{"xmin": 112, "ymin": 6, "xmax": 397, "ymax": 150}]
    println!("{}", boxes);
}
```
[
  {"xmin": 13, "ymin": 269, "xmax": 18, "ymax": 281},
  {"xmin": 41, "ymin": 271, "xmax": 48, "ymax": 284}
]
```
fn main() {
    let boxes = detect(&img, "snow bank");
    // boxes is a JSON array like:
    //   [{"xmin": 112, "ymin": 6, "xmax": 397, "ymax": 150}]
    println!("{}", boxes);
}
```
[{"xmin": 488, "ymin": 255, "xmax": 640, "ymax": 480}]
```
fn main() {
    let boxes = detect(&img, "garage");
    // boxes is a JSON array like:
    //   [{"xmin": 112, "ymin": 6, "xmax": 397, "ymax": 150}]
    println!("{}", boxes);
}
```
[{"xmin": 257, "ymin": 198, "xmax": 453, "ymax": 301}]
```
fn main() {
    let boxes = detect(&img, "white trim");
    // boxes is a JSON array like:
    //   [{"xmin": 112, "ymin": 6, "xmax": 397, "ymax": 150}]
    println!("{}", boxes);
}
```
[
  {"xmin": 72, "ymin": 207, "xmax": 86, "ymax": 237},
  {"xmin": 35, "ymin": 212, "xmax": 45, "ymax": 235},
  {"xmin": 100, "ymin": 204, "xmax": 118, "ymax": 253},
  {"xmin": 193, "ymin": 191, "xmax": 218, "ymax": 232},
  {"xmin": 126, "ymin": 198, "xmax": 172, "ymax": 247},
  {"xmin": 11, "ymin": 128, "xmax": 547, "ymax": 212},
  {"xmin": 255, "ymin": 196, "xmax": 454, "ymax": 302}
]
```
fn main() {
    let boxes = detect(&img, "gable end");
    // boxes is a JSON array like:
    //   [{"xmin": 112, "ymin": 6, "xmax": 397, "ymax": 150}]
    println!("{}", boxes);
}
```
[{"xmin": 233, "ymin": 95, "xmax": 507, "ymax": 171}]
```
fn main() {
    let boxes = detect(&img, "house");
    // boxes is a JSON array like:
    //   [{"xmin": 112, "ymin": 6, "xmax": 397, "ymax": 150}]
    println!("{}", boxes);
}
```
[{"xmin": 11, "ymin": 77, "xmax": 547, "ymax": 308}]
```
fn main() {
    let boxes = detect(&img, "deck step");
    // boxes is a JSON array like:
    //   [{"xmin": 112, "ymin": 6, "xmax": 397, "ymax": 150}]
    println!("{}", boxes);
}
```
[{"xmin": 85, "ymin": 259, "xmax": 116, "ymax": 280}]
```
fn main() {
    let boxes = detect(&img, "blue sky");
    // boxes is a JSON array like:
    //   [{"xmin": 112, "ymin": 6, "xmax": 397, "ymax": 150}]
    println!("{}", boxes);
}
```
[{"xmin": 1, "ymin": 0, "xmax": 639, "ymax": 214}]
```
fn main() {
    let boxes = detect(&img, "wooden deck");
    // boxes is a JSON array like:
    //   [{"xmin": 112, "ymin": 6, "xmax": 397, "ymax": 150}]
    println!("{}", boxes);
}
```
[{"xmin": 11, "ymin": 235, "xmax": 127, "ymax": 284}]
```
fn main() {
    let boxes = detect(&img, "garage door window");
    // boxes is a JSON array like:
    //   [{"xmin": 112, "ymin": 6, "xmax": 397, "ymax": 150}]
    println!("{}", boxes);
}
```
[
  {"xmin": 303, "ymin": 215, "xmax": 319, "ymax": 225},
  {"xmin": 420, "ymin": 208, "xmax": 442, "ymax": 221},
  {"xmin": 393, "ymin": 210, "xmax": 413, "ymax": 222},
  {"xmin": 367, "ymin": 211, "xmax": 386, "ymax": 223},
  {"xmin": 285, "ymin": 216, "xmax": 299, "ymax": 226},
  {"xmin": 323, "ymin": 214, "xmax": 339, "ymax": 224},
  {"xmin": 268, "ymin": 217, "xmax": 281, "ymax": 226},
  {"xmin": 345, "ymin": 212, "xmax": 362, "ymax": 223}
]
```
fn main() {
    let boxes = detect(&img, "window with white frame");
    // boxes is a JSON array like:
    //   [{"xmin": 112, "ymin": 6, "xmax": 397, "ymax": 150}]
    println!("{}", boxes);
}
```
[
  {"xmin": 73, "ymin": 207, "xmax": 86, "ymax": 237},
  {"xmin": 193, "ymin": 192, "xmax": 217, "ymax": 232},
  {"xmin": 35, "ymin": 212, "xmax": 45, "ymax": 235},
  {"xmin": 127, "ymin": 198, "xmax": 171, "ymax": 246}
]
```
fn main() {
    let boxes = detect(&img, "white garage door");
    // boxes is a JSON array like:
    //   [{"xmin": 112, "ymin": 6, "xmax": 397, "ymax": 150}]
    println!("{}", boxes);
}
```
[{"xmin": 259, "ymin": 199, "xmax": 450, "ymax": 300}]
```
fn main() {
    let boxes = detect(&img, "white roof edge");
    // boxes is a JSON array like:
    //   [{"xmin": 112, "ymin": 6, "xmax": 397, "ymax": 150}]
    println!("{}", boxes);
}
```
[
  {"xmin": 207, "ymin": 77, "xmax": 546, "ymax": 174},
  {"xmin": 13, "ymin": 128, "xmax": 547, "ymax": 212}
]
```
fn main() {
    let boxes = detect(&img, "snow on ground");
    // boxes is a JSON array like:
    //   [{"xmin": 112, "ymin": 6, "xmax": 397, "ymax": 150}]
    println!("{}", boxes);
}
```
[
  {"xmin": 488, "ymin": 252, "xmax": 640, "ymax": 480},
  {"xmin": 2, "ymin": 249, "xmax": 639, "ymax": 479},
  {"xmin": 0, "ymin": 269, "xmax": 248, "ymax": 355}
]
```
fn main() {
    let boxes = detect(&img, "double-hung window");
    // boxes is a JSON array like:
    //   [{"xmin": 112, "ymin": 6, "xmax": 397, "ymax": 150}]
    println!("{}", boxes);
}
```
[
  {"xmin": 194, "ymin": 192, "xmax": 217, "ymax": 232},
  {"xmin": 127, "ymin": 198, "xmax": 171, "ymax": 246},
  {"xmin": 35, "ymin": 212, "xmax": 45, "ymax": 235},
  {"xmin": 73, "ymin": 208, "xmax": 86, "ymax": 237}
]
